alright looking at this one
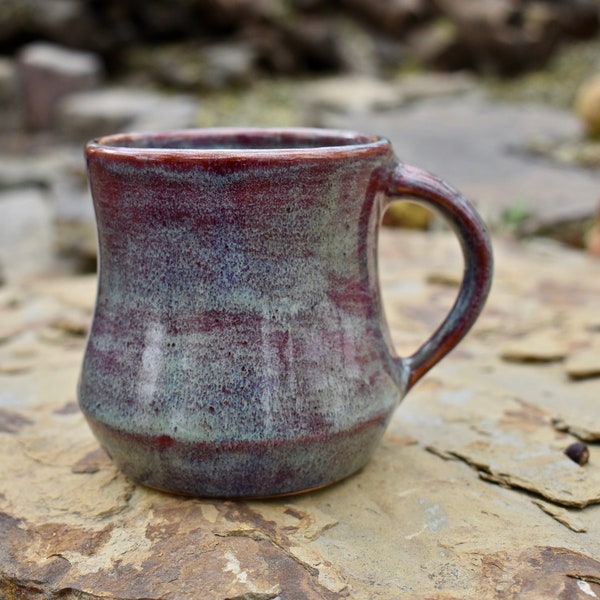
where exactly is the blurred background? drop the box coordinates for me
[1,0,600,284]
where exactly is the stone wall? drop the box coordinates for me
[0,0,599,82]
[1,0,599,286]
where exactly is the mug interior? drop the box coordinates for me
[92,129,382,152]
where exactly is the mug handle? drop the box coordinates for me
[381,161,493,392]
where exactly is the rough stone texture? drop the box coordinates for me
[1,230,600,598]
[17,42,104,130]
[124,40,261,90]
[430,0,562,73]
[57,87,199,142]
[50,154,97,264]
[0,57,21,132]
[0,187,54,284]
[2,0,598,79]
[0,147,96,277]
[302,72,477,122]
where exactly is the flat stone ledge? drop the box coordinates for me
[1,231,600,599]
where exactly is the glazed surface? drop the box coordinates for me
[80,129,401,496]
[79,127,492,497]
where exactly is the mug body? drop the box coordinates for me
[79,128,404,497]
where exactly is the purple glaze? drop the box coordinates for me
[78,127,493,498]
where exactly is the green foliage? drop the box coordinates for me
[502,198,531,227]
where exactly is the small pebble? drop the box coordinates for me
[565,442,590,466]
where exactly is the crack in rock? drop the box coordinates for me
[217,505,348,596]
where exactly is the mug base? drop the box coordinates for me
[82,413,389,498]
[136,471,356,501]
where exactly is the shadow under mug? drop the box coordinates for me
[78,127,493,498]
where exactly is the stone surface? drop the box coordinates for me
[432,0,557,73]
[565,349,600,381]
[57,87,199,142]
[3,0,597,79]
[500,331,570,363]
[0,85,198,271]
[575,73,600,137]
[322,93,600,227]
[0,187,54,284]
[303,75,408,117]
[533,499,588,533]
[0,146,97,274]
[2,230,600,598]
[28,0,95,49]
[17,42,104,130]
[302,72,476,122]
[0,57,20,132]
[124,41,260,91]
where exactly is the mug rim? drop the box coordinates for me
[86,127,391,161]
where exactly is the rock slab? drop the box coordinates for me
[17,42,104,130]
[2,231,600,598]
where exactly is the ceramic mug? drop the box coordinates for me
[79,127,493,498]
